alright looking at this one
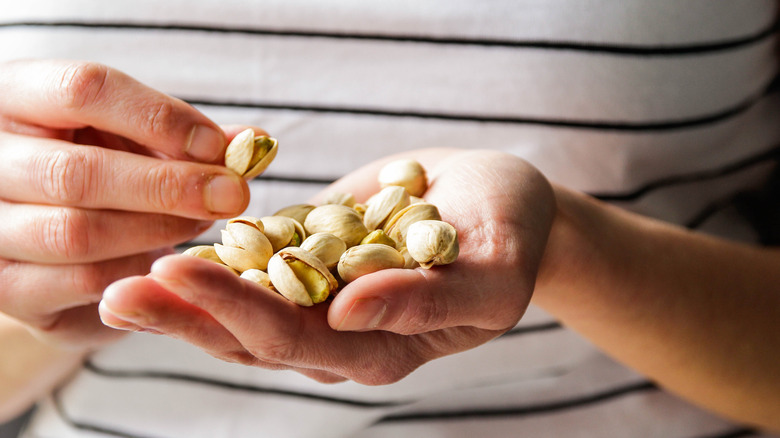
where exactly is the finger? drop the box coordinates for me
[0,249,171,325]
[326,267,528,335]
[0,60,226,163]
[0,132,249,218]
[145,255,428,384]
[0,201,210,263]
[100,277,347,383]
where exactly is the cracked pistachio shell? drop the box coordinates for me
[378,159,428,198]
[363,186,411,231]
[383,202,441,247]
[267,247,338,306]
[227,216,265,233]
[261,216,306,252]
[337,244,405,283]
[354,203,367,216]
[321,191,356,208]
[360,229,397,247]
[304,204,368,248]
[299,232,346,269]
[406,220,459,269]
[182,245,240,274]
[273,204,316,225]
[217,221,274,271]
[398,246,420,269]
[225,128,279,179]
[240,269,274,290]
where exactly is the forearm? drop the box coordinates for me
[534,186,780,431]
[0,313,86,422]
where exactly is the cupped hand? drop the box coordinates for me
[99,149,556,384]
[0,59,255,349]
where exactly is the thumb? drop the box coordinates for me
[327,266,529,335]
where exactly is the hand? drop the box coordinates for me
[99,149,556,384]
[0,59,253,350]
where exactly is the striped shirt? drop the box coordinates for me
[2,1,778,437]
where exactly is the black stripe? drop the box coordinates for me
[83,360,409,408]
[376,380,657,423]
[0,19,776,55]
[186,92,763,132]
[500,321,563,338]
[592,144,780,202]
[688,427,758,438]
[53,389,163,438]
[250,173,335,185]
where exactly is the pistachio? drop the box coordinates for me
[304,204,368,248]
[299,232,346,269]
[360,229,397,247]
[260,216,305,252]
[363,186,410,231]
[273,204,316,225]
[406,220,459,268]
[214,219,274,272]
[383,202,441,247]
[378,159,428,197]
[267,247,338,306]
[240,269,274,290]
[225,128,279,179]
[337,244,405,283]
[321,191,356,208]
[182,245,240,274]
[398,246,420,269]
[353,203,367,216]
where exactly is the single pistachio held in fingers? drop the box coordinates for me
[360,229,397,247]
[321,191,356,208]
[378,159,428,197]
[182,245,240,274]
[406,220,459,268]
[383,202,441,247]
[363,186,410,231]
[267,247,338,306]
[214,218,274,272]
[225,128,279,179]
[304,204,368,248]
[240,269,274,290]
[337,244,405,283]
[299,232,347,269]
[273,203,316,225]
[260,216,306,252]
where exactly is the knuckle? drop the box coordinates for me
[144,164,184,211]
[36,148,99,205]
[247,335,299,364]
[68,264,107,303]
[36,208,92,260]
[56,62,110,111]
[140,100,176,139]
[401,295,449,334]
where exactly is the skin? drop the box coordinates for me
[0,60,777,432]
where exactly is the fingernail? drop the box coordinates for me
[336,298,387,331]
[99,301,145,331]
[185,125,224,162]
[204,174,245,214]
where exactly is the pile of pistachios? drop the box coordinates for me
[183,129,459,307]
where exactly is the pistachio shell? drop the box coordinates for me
[227,216,265,233]
[273,204,316,225]
[224,129,279,179]
[321,191,356,208]
[304,204,368,248]
[214,244,268,272]
[240,269,274,289]
[299,232,347,269]
[406,220,459,268]
[261,216,306,252]
[267,247,338,306]
[383,202,441,247]
[378,159,428,197]
[360,229,397,247]
[398,246,420,269]
[182,245,222,263]
[337,244,405,283]
[363,186,410,231]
